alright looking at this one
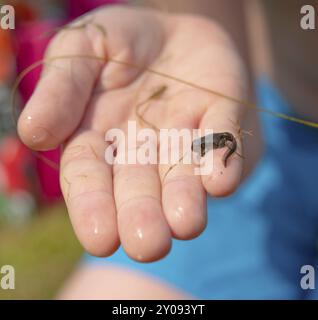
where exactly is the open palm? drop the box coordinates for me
[18,6,247,262]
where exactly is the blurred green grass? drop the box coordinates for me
[0,203,83,299]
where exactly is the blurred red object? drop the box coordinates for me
[0,135,37,223]
[0,135,35,194]
[8,0,38,23]
[67,0,120,18]
[0,29,14,84]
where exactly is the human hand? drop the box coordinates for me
[18,6,249,261]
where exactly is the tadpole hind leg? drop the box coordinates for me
[222,139,240,167]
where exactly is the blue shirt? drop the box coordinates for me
[84,78,318,299]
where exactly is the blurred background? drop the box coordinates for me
[0,0,119,299]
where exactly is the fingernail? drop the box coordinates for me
[31,127,49,145]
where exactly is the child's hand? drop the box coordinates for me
[18,6,249,261]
